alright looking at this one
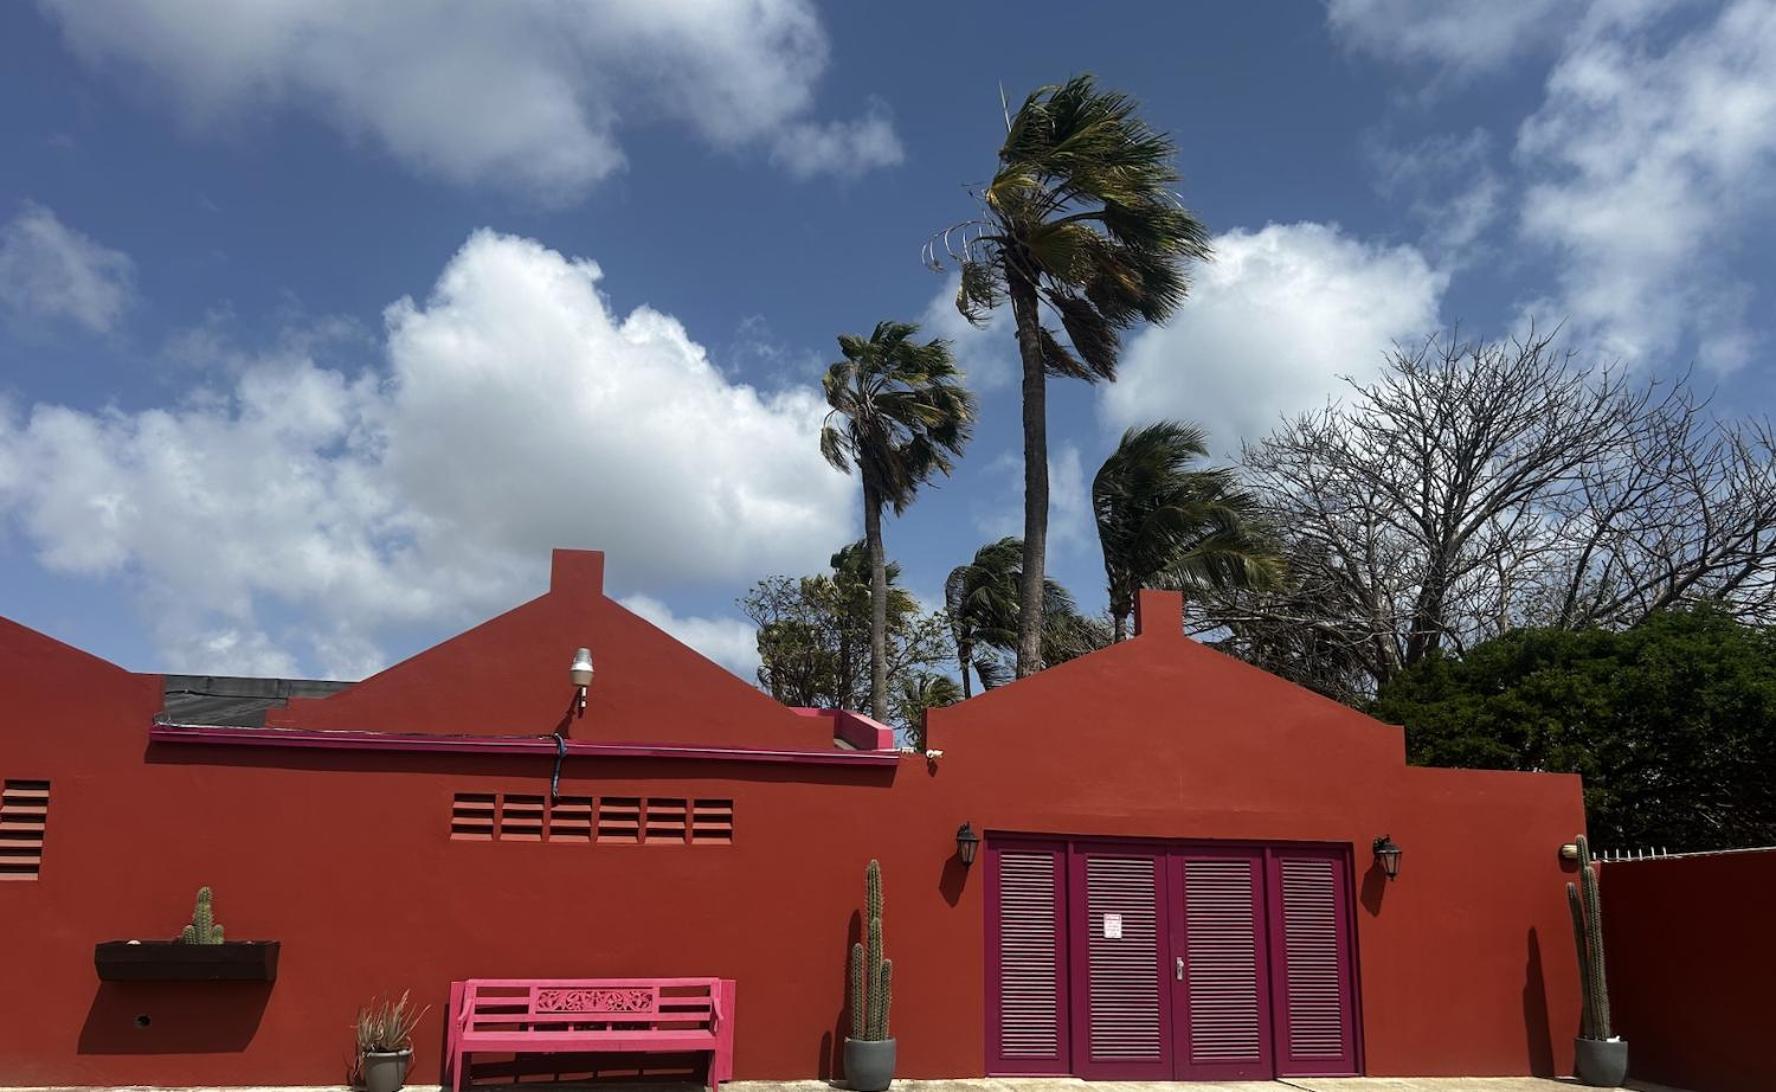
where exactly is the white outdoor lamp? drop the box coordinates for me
[569,647,594,714]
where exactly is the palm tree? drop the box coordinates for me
[945,536,1081,694]
[893,672,963,750]
[945,537,1021,698]
[822,321,976,720]
[929,75,1211,678]
[1093,420,1281,641]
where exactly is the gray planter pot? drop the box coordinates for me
[361,1048,412,1092]
[844,1036,896,1092]
[1574,1037,1628,1087]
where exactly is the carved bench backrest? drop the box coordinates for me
[532,984,659,1017]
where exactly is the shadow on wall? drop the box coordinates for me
[1359,857,1387,916]
[79,980,272,1054]
[937,852,967,908]
[1522,927,1554,1077]
[820,907,865,1082]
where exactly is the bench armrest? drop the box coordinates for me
[709,983,724,1032]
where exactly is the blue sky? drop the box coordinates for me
[2,0,1774,681]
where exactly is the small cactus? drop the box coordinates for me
[848,860,893,1042]
[1566,836,1612,1040]
[175,886,225,945]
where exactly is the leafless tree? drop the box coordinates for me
[1199,328,1776,702]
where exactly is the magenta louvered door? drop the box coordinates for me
[1268,848,1359,1076]
[985,841,1070,1074]
[1067,846,1172,1079]
[1167,847,1274,1080]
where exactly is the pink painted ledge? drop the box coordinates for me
[791,707,896,751]
[149,723,902,767]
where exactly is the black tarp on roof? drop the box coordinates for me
[160,675,353,727]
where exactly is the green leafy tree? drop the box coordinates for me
[1093,420,1281,641]
[742,543,953,714]
[822,321,975,721]
[1371,606,1776,850]
[930,75,1211,679]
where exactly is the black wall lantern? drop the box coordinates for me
[956,822,981,866]
[1372,835,1403,880]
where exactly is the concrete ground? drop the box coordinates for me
[4,1078,1689,1092]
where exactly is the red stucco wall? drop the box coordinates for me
[0,553,1586,1084]
[1602,850,1776,1092]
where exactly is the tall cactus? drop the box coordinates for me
[176,885,225,945]
[848,860,893,1041]
[849,942,867,1039]
[1565,836,1612,1040]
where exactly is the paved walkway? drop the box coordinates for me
[5,1078,1672,1092]
[730,1080,1611,1092]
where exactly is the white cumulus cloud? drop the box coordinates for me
[920,272,1018,392]
[0,202,135,333]
[1326,0,1575,78]
[0,230,853,675]
[1514,0,1776,372]
[38,0,900,200]
[770,99,905,180]
[619,594,761,680]
[1100,222,1446,447]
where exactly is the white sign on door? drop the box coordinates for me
[1103,912,1123,939]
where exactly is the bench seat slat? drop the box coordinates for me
[461,1031,720,1048]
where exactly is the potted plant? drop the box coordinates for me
[356,991,426,1092]
[93,885,280,981]
[1567,835,1628,1086]
[845,859,895,1092]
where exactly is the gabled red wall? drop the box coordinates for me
[265,550,831,750]
[919,590,1586,1078]
[0,572,1586,1084]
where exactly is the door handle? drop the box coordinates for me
[1175,956,1185,981]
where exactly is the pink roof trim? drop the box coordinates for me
[150,723,901,767]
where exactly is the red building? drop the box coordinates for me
[0,548,1586,1085]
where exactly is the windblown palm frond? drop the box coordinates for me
[821,321,976,514]
[823,321,976,719]
[929,74,1211,680]
[1094,420,1282,640]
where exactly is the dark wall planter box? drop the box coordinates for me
[94,941,280,982]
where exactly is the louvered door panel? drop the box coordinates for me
[1172,851,1272,1079]
[986,843,1069,1073]
[1270,851,1358,1076]
[1069,849,1170,1078]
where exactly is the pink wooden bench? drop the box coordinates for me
[445,978,735,1092]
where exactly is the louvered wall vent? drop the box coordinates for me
[450,793,496,840]
[597,797,641,843]
[0,779,49,880]
[690,799,734,845]
[452,793,731,846]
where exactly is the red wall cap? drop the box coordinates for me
[550,549,605,596]
[1133,588,1183,638]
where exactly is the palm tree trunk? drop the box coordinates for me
[863,480,889,721]
[957,637,973,699]
[1009,270,1048,678]
[1112,613,1127,643]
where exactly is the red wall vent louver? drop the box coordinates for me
[0,779,49,880]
